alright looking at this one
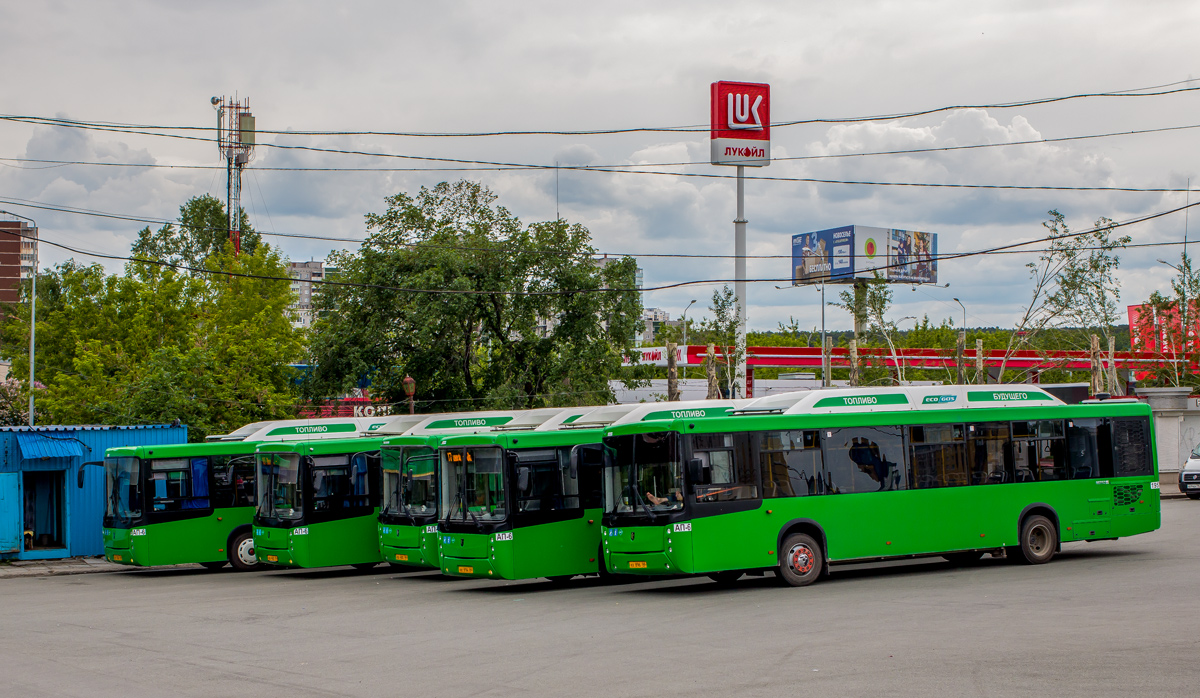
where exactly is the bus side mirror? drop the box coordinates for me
[568,446,579,480]
[77,461,103,489]
[517,466,531,492]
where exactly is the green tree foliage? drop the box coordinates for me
[0,198,300,440]
[131,194,260,267]
[305,180,643,410]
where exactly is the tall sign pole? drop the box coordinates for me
[213,96,255,255]
[711,81,770,397]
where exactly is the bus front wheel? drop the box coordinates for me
[1017,515,1057,565]
[777,533,823,587]
[228,530,261,572]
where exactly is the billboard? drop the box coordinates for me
[710,81,770,167]
[792,225,938,284]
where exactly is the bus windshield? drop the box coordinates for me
[441,447,507,525]
[256,453,302,520]
[104,457,142,523]
[603,432,683,515]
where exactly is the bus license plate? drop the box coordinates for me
[629,561,647,569]
[266,555,278,563]
[458,566,474,574]
[113,555,122,561]
[395,554,408,561]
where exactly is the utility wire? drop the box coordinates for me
[2,78,1197,137]
[6,121,1200,172]
[6,199,1199,296]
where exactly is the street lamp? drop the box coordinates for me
[402,375,416,415]
[952,298,966,330]
[1159,259,1190,347]
[1,210,36,426]
[680,299,697,347]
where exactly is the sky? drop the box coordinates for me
[1,0,1198,335]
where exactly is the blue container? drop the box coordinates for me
[0,424,187,560]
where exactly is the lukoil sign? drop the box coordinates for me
[710,81,770,166]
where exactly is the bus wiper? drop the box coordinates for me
[467,508,483,532]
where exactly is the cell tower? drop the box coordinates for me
[212,95,255,255]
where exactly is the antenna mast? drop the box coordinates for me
[213,95,255,255]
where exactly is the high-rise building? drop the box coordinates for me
[0,220,36,307]
[288,260,325,329]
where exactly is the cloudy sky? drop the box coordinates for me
[2,1,1198,334]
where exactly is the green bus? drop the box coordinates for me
[377,410,554,569]
[437,401,747,582]
[101,417,389,571]
[600,386,1160,586]
[253,435,397,570]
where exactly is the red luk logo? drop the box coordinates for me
[710,81,770,141]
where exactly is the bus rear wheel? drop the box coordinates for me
[777,533,823,587]
[1018,515,1057,565]
[228,530,261,571]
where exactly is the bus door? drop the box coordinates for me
[820,425,914,559]
[688,432,771,573]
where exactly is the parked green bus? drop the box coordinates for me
[253,436,387,569]
[377,410,554,570]
[101,417,388,570]
[600,387,1160,586]
[438,401,747,582]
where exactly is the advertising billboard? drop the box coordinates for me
[792,225,938,284]
[710,81,770,167]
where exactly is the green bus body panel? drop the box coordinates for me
[103,507,254,567]
[438,428,608,581]
[379,522,441,568]
[254,511,383,568]
[103,440,263,567]
[254,437,387,569]
[603,400,1160,577]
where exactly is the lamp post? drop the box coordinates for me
[1,210,36,426]
[680,299,697,347]
[952,298,966,330]
[402,375,416,415]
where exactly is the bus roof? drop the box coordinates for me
[733,385,1067,415]
[254,435,387,455]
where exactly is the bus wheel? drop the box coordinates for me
[352,562,379,571]
[228,530,261,571]
[200,561,227,571]
[778,533,823,587]
[942,551,984,565]
[707,571,742,586]
[1018,515,1057,565]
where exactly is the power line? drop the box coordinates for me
[3,78,1197,137]
[6,120,1200,173]
[7,199,1198,296]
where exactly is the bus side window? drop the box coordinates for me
[1067,419,1103,479]
[692,433,757,502]
[210,456,235,509]
[1111,416,1153,477]
[823,426,906,494]
[967,422,1011,485]
[908,424,967,489]
[757,430,821,498]
[1011,420,1067,482]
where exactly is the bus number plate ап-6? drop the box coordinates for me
[458,565,474,574]
[629,561,648,569]
[266,555,278,563]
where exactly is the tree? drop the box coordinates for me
[697,285,746,397]
[0,197,300,440]
[131,194,260,268]
[305,180,643,410]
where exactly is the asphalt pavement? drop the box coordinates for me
[2,499,1199,698]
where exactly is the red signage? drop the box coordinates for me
[710,81,770,166]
